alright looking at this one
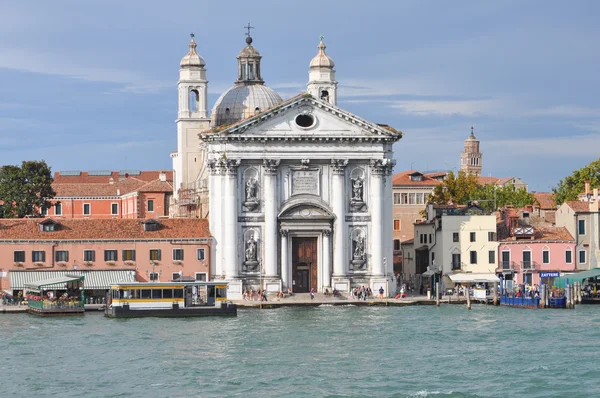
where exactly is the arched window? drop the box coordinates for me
[320,90,329,101]
[189,89,199,112]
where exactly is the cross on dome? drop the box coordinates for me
[244,23,255,44]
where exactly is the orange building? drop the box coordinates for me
[44,170,173,219]
[0,218,212,298]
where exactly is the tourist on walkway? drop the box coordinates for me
[310,288,315,300]
[378,286,384,299]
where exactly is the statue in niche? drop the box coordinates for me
[352,177,364,201]
[245,178,257,201]
[243,177,260,211]
[351,234,367,270]
[245,236,257,262]
[350,175,367,212]
[244,235,259,272]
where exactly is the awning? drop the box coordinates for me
[448,273,500,283]
[555,268,600,287]
[10,270,136,290]
[24,275,83,290]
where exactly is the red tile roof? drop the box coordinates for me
[477,176,499,185]
[0,218,210,240]
[535,227,574,241]
[534,192,556,209]
[565,200,590,213]
[52,170,173,197]
[392,170,441,186]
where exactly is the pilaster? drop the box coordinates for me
[263,159,280,277]
[331,159,348,276]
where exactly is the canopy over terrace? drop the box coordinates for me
[555,268,600,288]
[448,273,500,284]
[24,275,84,291]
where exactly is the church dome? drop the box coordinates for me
[210,33,283,128]
[211,84,283,127]
[180,35,206,68]
[309,40,335,69]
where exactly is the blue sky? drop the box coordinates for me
[1,1,599,191]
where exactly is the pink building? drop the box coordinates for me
[497,207,575,286]
[0,218,212,298]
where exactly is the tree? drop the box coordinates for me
[553,158,600,205]
[428,170,536,210]
[428,171,481,205]
[0,160,56,218]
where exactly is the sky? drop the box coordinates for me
[0,1,599,192]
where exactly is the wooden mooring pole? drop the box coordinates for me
[493,282,498,306]
[436,279,441,307]
[466,284,471,310]
[565,284,571,309]
[540,284,546,309]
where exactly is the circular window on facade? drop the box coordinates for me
[295,113,316,129]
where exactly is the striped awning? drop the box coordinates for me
[10,270,136,290]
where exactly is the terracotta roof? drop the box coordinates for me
[0,218,210,240]
[52,170,173,198]
[565,200,590,213]
[401,239,414,245]
[496,177,514,185]
[534,192,556,209]
[477,176,499,185]
[392,170,441,186]
[534,227,574,241]
[424,171,447,179]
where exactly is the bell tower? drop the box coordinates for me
[307,37,337,106]
[460,126,482,176]
[173,34,211,199]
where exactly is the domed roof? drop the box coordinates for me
[211,84,283,127]
[309,39,335,69]
[180,36,206,68]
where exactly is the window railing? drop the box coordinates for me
[521,261,540,270]
[451,262,463,271]
[500,261,517,270]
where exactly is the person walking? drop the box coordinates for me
[310,288,315,300]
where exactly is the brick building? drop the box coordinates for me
[43,170,173,219]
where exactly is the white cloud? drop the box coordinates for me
[389,99,506,117]
[487,133,600,158]
[0,49,170,94]
[526,105,600,118]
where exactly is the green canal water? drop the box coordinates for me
[1,305,600,397]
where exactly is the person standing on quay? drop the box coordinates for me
[310,288,315,300]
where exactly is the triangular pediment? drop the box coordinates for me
[204,94,402,142]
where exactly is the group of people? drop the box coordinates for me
[242,287,295,301]
[514,284,541,298]
[350,286,373,301]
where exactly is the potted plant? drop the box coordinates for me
[34,262,44,267]
[57,262,67,267]
[106,261,116,266]
[83,261,93,266]
[124,261,135,266]
[14,262,24,267]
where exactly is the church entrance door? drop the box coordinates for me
[292,237,318,293]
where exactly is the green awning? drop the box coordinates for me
[10,270,136,290]
[555,268,600,287]
[24,275,83,290]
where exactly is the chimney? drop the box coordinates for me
[591,188,599,212]
[117,188,121,196]
[159,172,167,182]
[585,180,591,195]
[109,177,114,185]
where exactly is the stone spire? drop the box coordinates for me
[460,126,482,176]
[180,33,206,68]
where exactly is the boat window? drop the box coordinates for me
[130,289,139,299]
[122,290,132,299]
[112,289,120,299]
[163,289,173,299]
[216,287,227,300]
[141,289,151,299]
[152,289,162,299]
[207,286,215,299]
[174,288,184,298]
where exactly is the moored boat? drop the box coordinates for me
[104,281,236,318]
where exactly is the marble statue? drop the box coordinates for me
[352,177,363,202]
[353,235,365,260]
[245,236,257,262]
[245,178,257,201]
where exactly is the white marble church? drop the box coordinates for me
[171,31,402,298]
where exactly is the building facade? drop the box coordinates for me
[0,218,211,295]
[555,189,600,270]
[45,170,173,219]
[170,34,402,297]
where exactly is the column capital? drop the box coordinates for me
[369,159,395,175]
[322,229,332,236]
[279,228,289,237]
[224,159,240,175]
[331,159,349,175]
[263,159,281,175]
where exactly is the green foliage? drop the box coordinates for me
[552,158,600,205]
[428,170,536,210]
[0,160,56,218]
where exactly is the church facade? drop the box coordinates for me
[171,32,402,298]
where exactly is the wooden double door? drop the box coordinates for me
[292,237,318,293]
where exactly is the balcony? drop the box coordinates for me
[521,261,540,271]
[512,226,534,238]
[499,261,518,271]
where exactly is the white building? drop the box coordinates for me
[171,33,402,298]
[413,204,499,291]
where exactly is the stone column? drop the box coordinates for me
[369,159,389,276]
[263,159,280,277]
[280,229,289,289]
[331,159,348,276]
[322,229,332,288]
[207,160,220,278]
[224,159,240,279]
